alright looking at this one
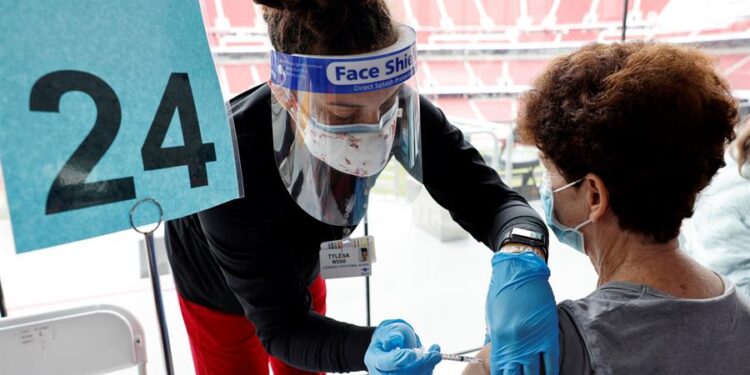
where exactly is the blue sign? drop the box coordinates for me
[0,1,242,252]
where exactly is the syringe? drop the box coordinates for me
[415,348,484,364]
[440,353,484,364]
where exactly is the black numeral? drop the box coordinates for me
[141,73,216,188]
[31,70,136,214]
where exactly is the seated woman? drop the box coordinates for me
[681,118,750,295]
[467,42,750,374]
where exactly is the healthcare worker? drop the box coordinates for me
[165,1,557,374]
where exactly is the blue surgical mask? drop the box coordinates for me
[308,101,401,134]
[539,172,591,254]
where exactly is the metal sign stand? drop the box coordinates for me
[621,0,629,41]
[129,198,174,375]
[0,277,7,318]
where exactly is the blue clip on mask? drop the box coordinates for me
[539,172,591,254]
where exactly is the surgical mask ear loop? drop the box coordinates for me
[574,218,592,231]
[558,178,592,231]
[553,177,585,193]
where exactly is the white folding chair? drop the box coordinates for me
[0,304,147,375]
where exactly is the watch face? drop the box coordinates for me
[511,228,543,241]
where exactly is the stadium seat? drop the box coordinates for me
[527,0,554,25]
[595,0,636,23]
[206,0,749,126]
[222,64,253,96]
[507,60,550,85]
[436,97,476,118]
[443,0,482,28]
[221,0,257,28]
[428,61,473,87]
[409,1,442,28]
[482,0,522,26]
[473,98,515,123]
[556,0,592,24]
[641,0,671,20]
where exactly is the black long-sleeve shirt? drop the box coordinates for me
[165,83,547,372]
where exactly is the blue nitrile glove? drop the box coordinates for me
[486,252,559,375]
[365,319,442,375]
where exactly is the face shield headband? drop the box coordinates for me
[266,25,421,227]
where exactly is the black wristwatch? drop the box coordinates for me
[497,228,548,261]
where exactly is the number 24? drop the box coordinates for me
[30,70,216,215]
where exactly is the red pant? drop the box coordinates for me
[178,276,327,375]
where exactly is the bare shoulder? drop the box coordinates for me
[461,345,491,375]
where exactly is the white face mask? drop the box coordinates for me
[302,103,399,177]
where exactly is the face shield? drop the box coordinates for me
[269,24,421,226]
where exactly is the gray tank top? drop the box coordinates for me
[557,275,750,374]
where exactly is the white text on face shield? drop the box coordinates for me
[327,50,415,86]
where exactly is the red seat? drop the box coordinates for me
[443,0,482,27]
[410,1,442,28]
[386,0,408,24]
[719,55,748,71]
[718,55,750,90]
[507,60,550,85]
[640,0,671,19]
[428,61,472,87]
[596,0,635,23]
[699,20,750,36]
[652,31,692,39]
[556,0,592,24]
[727,60,750,90]
[223,64,253,96]
[473,98,515,123]
[252,63,271,86]
[562,29,600,41]
[199,0,220,46]
[518,31,558,43]
[200,0,218,29]
[435,97,476,118]
[416,30,433,44]
[222,0,257,28]
[470,61,503,86]
[482,0,521,26]
[416,61,432,87]
[527,0,554,25]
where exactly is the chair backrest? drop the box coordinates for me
[0,304,147,375]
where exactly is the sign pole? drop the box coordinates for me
[364,213,371,326]
[130,198,174,375]
[0,277,7,317]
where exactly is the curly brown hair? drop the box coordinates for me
[254,0,397,55]
[518,42,738,243]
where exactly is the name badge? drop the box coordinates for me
[319,236,375,279]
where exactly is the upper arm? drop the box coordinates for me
[461,345,491,375]
[558,306,592,374]
[414,96,547,250]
